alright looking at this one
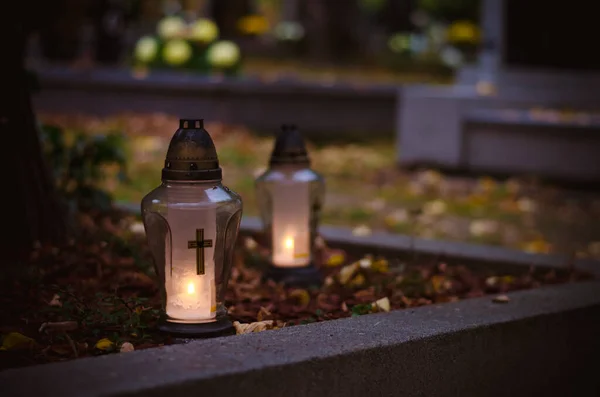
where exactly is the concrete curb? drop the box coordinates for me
[239,216,600,278]
[117,203,600,277]
[115,201,600,277]
[2,281,599,397]
[32,67,398,139]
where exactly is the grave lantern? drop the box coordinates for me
[142,119,242,337]
[255,124,325,286]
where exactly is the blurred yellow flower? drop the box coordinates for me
[447,20,480,44]
[207,40,241,69]
[134,36,159,63]
[237,15,269,35]
[190,18,219,43]
[157,16,187,39]
[162,39,192,66]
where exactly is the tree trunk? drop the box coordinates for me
[1,10,67,266]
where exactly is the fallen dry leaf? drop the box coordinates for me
[493,295,510,304]
[289,289,311,308]
[371,258,389,273]
[338,262,359,285]
[0,332,37,351]
[39,321,78,334]
[95,338,114,351]
[324,251,346,267]
[373,297,391,312]
[233,320,274,334]
[120,342,135,353]
[48,294,62,307]
[256,306,273,322]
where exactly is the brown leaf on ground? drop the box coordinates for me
[256,306,273,322]
[288,289,311,309]
[233,320,275,334]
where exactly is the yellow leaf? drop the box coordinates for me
[338,262,359,285]
[325,252,345,267]
[431,275,451,293]
[0,332,36,351]
[348,274,366,288]
[371,258,389,273]
[373,297,391,312]
[95,338,114,351]
[289,289,310,307]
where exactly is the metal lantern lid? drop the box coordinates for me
[162,119,222,181]
[269,124,310,166]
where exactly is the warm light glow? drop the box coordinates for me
[284,237,294,250]
[187,282,195,295]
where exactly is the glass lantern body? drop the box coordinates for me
[142,181,242,324]
[256,164,325,268]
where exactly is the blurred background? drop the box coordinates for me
[12,0,600,261]
[26,0,480,80]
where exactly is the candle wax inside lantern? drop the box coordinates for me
[165,201,217,322]
[272,182,310,267]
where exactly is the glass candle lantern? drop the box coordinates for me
[142,119,242,337]
[255,124,325,287]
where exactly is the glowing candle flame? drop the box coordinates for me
[187,282,195,295]
[284,237,294,250]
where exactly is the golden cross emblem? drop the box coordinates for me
[187,228,213,275]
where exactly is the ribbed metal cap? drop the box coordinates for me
[269,124,310,166]
[161,119,222,181]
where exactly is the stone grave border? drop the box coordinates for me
[2,214,599,397]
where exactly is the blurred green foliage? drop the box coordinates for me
[39,124,128,212]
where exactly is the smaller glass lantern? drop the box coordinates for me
[255,124,325,287]
[142,119,242,337]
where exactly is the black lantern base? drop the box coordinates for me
[263,263,323,288]
[158,317,235,339]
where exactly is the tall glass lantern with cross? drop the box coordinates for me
[142,119,242,337]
